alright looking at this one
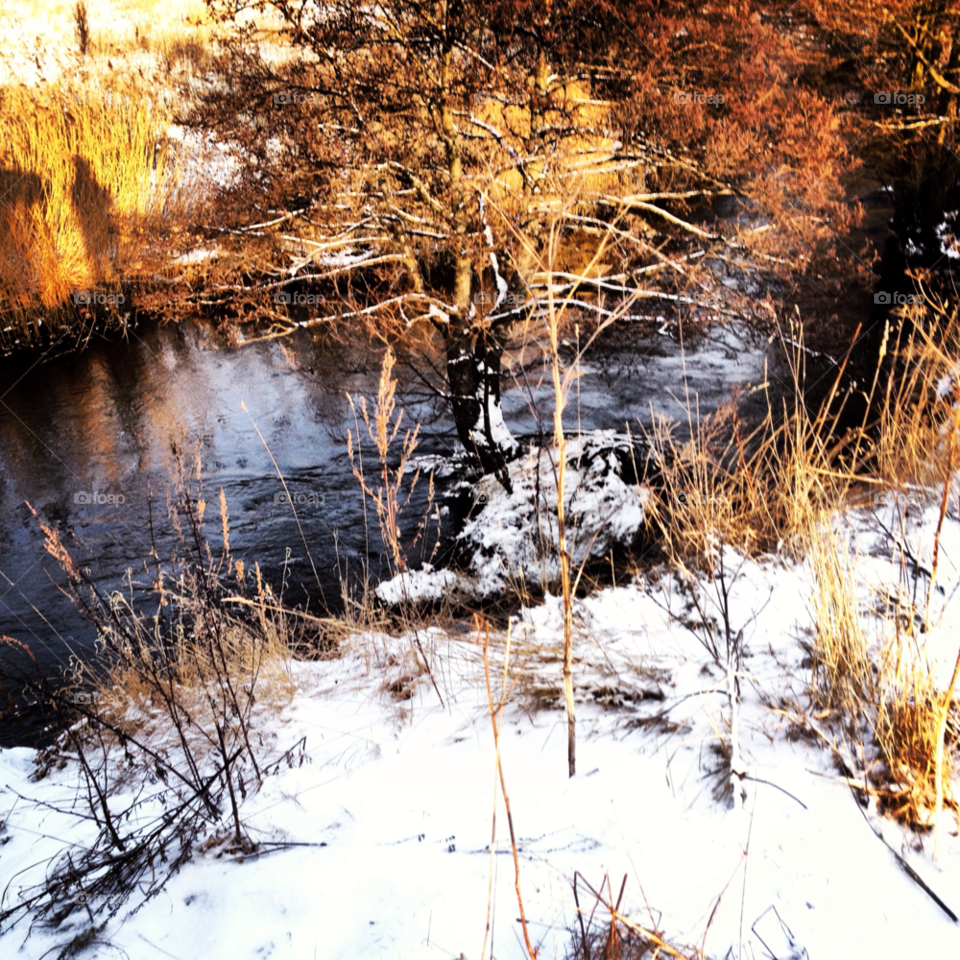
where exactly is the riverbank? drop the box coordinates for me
[0,317,784,747]
[1,494,958,959]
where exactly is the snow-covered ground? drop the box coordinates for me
[2,495,959,959]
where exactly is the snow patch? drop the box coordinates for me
[936,211,960,260]
[375,563,459,604]
[3,498,959,960]
[171,246,220,266]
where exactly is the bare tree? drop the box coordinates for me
[198,1,860,477]
[204,1,597,482]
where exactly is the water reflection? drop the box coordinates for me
[0,317,780,743]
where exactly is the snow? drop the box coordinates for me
[3,495,959,959]
[375,563,460,604]
[467,432,653,599]
[458,432,650,596]
[166,125,245,198]
[904,237,925,257]
[937,366,960,401]
[318,249,383,269]
[381,431,651,601]
[171,247,220,266]
[467,387,519,461]
[936,212,960,260]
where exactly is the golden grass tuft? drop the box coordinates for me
[644,340,851,565]
[0,80,175,338]
[874,293,960,490]
[88,582,298,769]
[804,516,872,715]
[873,617,958,828]
[641,304,960,831]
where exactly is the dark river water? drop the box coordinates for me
[0,316,779,745]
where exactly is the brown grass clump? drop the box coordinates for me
[874,289,960,491]
[346,346,440,581]
[872,616,959,829]
[805,517,873,716]
[567,873,697,960]
[88,565,298,768]
[0,462,331,931]
[33,475,307,791]
[644,325,855,565]
[865,291,960,837]
[0,80,175,345]
[643,300,960,833]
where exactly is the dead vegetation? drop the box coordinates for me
[0,454,333,941]
[567,873,698,960]
[0,81,177,349]
[638,290,960,835]
[0,2,959,951]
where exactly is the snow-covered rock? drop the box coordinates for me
[377,430,652,603]
[457,430,651,596]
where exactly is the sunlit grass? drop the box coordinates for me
[0,80,175,339]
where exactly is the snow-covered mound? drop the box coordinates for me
[374,562,459,605]
[378,430,651,603]
[459,430,651,595]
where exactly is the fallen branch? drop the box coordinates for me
[785,709,958,923]
[600,196,721,239]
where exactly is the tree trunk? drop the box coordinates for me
[447,326,519,485]
[437,42,519,486]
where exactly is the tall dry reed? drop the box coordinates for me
[0,81,174,340]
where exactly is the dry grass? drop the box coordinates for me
[862,526,960,838]
[0,0,223,347]
[866,292,960,835]
[0,0,221,84]
[85,566,298,772]
[0,470,329,931]
[0,80,175,340]
[346,347,447,701]
[567,873,698,960]
[639,302,960,831]
[346,346,440,581]
[874,291,960,490]
[804,516,873,716]
[37,480,305,781]
[643,328,855,565]
[873,637,956,828]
